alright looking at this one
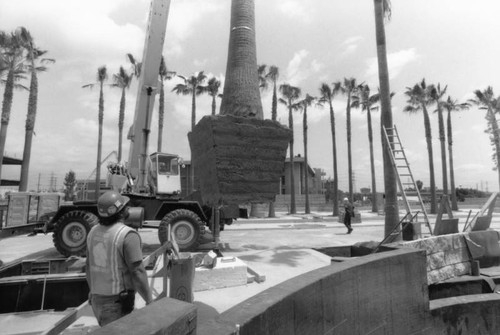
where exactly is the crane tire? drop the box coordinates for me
[53,210,99,257]
[158,209,205,251]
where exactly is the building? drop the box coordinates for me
[281,155,317,195]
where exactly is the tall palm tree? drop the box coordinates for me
[279,83,301,214]
[126,53,141,78]
[257,64,267,90]
[111,66,133,163]
[17,27,55,192]
[430,83,449,195]
[298,94,316,214]
[172,71,207,131]
[351,84,380,213]
[441,96,469,210]
[338,77,361,202]
[266,66,280,121]
[157,56,176,152]
[0,30,28,186]
[202,76,222,116]
[373,0,399,235]
[318,82,342,216]
[469,87,500,190]
[404,79,437,214]
[83,66,108,199]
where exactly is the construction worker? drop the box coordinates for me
[86,191,152,326]
[343,197,354,234]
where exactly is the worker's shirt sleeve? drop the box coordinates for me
[123,231,143,268]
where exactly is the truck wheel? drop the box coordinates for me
[53,211,99,257]
[158,209,204,251]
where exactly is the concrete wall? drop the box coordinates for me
[199,248,433,335]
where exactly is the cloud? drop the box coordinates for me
[285,50,324,86]
[276,0,313,23]
[366,48,420,80]
[340,36,363,57]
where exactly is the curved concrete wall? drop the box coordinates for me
[199,248,432,335]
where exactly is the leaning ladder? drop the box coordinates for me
[383,125,433,235]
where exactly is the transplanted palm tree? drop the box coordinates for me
[157,56,176,152]
[111,66,133,163]
[430,83,449,195]
[203,76,222,116]
[338,77,361,202]
[0,29,28,186]
[279,83,301,214]
[17,27,55,192]
[441,96,469,210]
[351,84,380,213]
[404,79,438,214]
[298,94,316,214]
[83,66,108,200]
[373,0,399,235]
[172,71,207,131]
[469,87,500,191]
[318,82,342,216]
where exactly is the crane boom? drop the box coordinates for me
[127,0,171,190]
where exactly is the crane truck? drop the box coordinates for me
[42,0,243,257]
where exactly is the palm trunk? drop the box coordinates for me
[346,94,353,201]
[367,108,378,212]
[271,83,277,121]
[422,106,437,214]
[219,0,263,119]
[289,106,296,214]
[374,0,399,236]
[190,89,197,193]
[487,109,500,190]
[20,71,38,192]
[329,101,339,216]
[118,89,126,162]
[437,106,448,194]
[212,95,216,115]
[447,110,458,210]
[0,69,15,185]
[95,84,104,200]
[304,106,310,214]
[158,80,165,152]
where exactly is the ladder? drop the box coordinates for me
[383,125,432,235]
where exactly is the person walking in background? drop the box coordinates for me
[343,197,354,234]
[86,191,152,327]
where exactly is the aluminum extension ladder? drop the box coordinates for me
[383,125,433,235]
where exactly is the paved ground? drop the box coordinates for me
[1,208,499,333]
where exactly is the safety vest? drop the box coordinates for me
[87,222,136,295]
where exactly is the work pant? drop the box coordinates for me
[344,214,352,230]
[89,293,133,327]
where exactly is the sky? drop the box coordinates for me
[1,0,500,194]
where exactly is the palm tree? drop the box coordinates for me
[267,66,280,121]
[338,77,361,202]
[318,82,342,216]
[373,0,399,235]
[0,30,28,186]
[83,66,108,199]
[126,53,141,78]
[203,76,222,116]
[430,83,449,195]
[298,94,316,214]
[351,84,380,213]
[172,71,207,131]
[279,83,301,214]
[17,27,55,192]
[158,56,176,152]
[257,64,267,90]
[441,96,469,210]
[404,79,437,214]
[469,87,500,190]
[111,66,133,162]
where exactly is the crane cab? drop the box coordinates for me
[150,153,182,195]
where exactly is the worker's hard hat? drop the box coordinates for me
[97,191,130,217]
[343,198,349,201]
